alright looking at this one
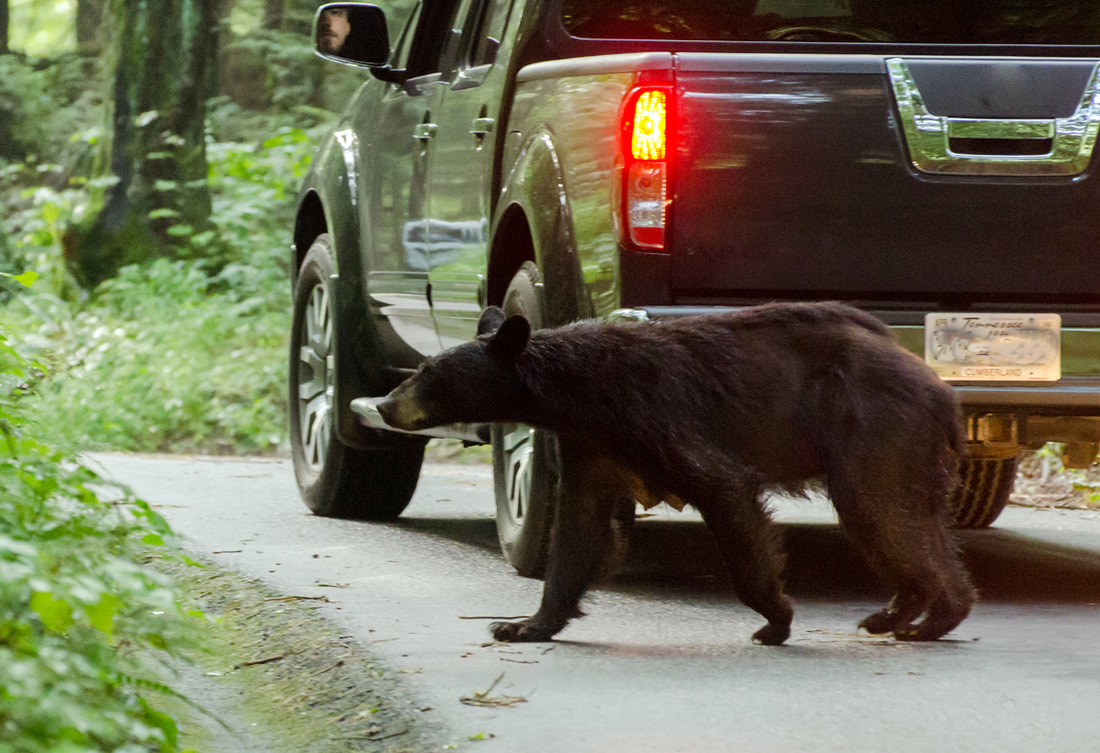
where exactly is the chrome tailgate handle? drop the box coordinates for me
[888,59,1100,176]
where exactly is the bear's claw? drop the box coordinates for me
[490,620,556,643]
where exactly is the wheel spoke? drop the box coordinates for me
[506,426,534,522]
[297,282,334,473]
[298,346,326,400]
[306,287,331,355]
[302,393,331,469]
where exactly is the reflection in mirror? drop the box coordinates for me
[317,6,353,55]
[314,3,390,67]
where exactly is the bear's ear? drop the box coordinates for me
[477,306,506,336]
[487,314,531,362]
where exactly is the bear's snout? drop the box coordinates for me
[376,394,429,431]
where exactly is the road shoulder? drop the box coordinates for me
[153,555,449,753]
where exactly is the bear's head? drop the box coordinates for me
[376,307,534,431]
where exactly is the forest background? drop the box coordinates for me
[0,1,414,750]
[2,0,411,455]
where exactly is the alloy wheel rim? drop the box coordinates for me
[503,424,535,525]
[297,283,334,473]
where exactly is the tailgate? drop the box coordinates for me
[669,54,1100,305]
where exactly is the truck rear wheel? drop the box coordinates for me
[948,454,1018,529]
[289,236,424,520]
[492,262,555,577]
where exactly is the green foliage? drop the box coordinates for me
[204,108,330,273]
[10,256,290,455]
[0,55,102,161]
[0,161,101,300]
[0,316,201,753]
[0,9,356,751]
[222,30,327,112]
[8,0,78,56]
[0,110,333,453]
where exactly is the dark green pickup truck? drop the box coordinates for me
[289,0,1100,575]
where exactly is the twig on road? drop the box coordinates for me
[337,730,409,743]
[460,672,528,708]
[235,654,287,669]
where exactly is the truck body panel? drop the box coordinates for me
[292,1,1100,535]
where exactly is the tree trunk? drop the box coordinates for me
[262,0,284,31]
[72,0,221,287]
[76,0,106,56]
[1,0,9,55]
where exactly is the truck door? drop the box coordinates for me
[424,0,517,349]
[363,0,461,358]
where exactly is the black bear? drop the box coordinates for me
[377,302,975,645]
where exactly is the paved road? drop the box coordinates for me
[92,453,1100,753]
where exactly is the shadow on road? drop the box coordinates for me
[394,514,1100,605]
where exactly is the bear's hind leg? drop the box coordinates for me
[491,443,620,643]
[859,587,930,636]
[894,554,974,641]
[829,464,974,642]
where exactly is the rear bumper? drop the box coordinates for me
[610,306,1100,443]
[350,397,491,444]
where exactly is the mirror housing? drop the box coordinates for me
[313,3,393,74]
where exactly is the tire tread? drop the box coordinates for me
[949,455,1018,529]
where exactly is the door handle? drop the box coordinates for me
[469,117,495,136]
[413,123,438,141]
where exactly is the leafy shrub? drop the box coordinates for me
[0,162,97,300]
[1,120,323,454]
[0,55,103,162]
[0,315,200,752]
[11,257,290,455]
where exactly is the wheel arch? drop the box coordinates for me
[292,190,328,287]
[490,130,594,326]
[487,203,536,308]
[291,144,392,451]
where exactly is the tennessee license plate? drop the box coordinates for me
[924,313,1061,381]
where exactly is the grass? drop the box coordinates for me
[8,259,290,456]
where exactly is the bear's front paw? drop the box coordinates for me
[490,620,556,643]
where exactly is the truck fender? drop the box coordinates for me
[292,128,391,451]
[491,129,594,326]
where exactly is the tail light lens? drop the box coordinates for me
[631,90,667,161]
[625,162,666,248]
[620,84,672,250]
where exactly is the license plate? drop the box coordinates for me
[924,313,1061,381]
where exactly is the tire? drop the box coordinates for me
[289,235,424,520]
[948,454,1019,529]
[491,262,556,577]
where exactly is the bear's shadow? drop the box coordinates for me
[395,514,1100,605]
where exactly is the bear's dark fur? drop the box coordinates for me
[377,301,975,645]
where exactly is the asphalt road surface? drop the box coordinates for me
[92,453,1100,753]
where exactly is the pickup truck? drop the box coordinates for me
[290,0,1100,576]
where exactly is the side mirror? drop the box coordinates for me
[313,3,390,68]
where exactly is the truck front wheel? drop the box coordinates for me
[289,235,424,520]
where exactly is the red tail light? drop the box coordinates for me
[631,90,667,160]
[620,83,672,250]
